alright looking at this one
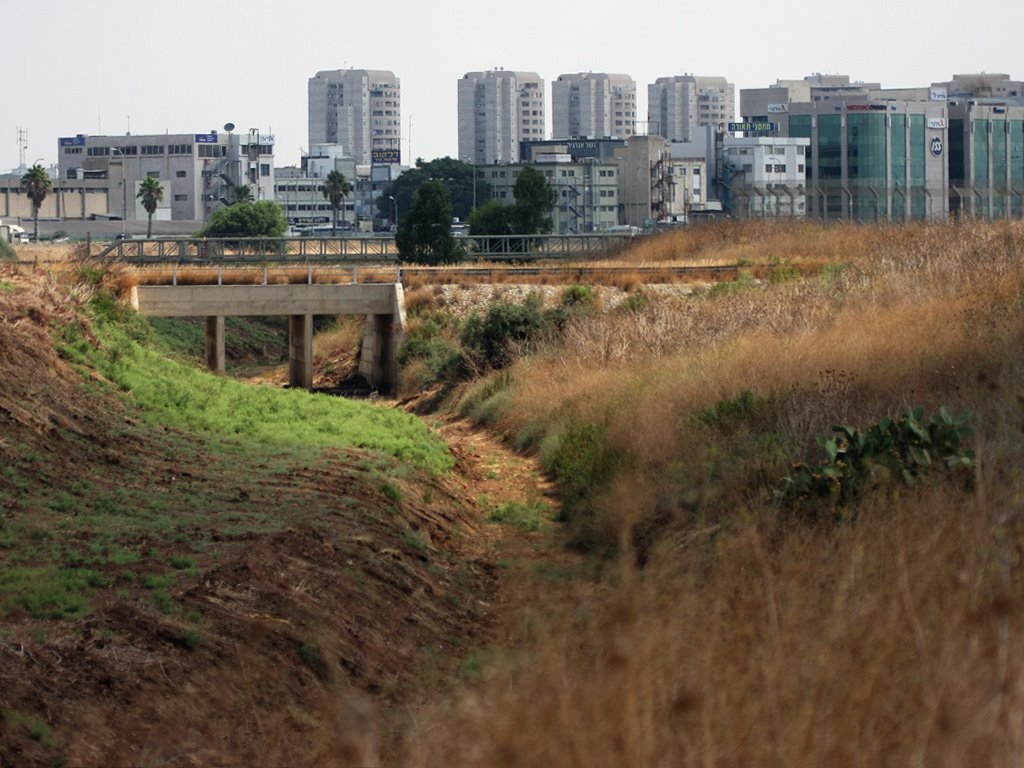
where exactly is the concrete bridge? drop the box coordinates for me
[130,283,406,393]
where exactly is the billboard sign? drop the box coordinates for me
[59,136,86,147]
[930,87,948,101]
[846,104,888,111]
[930,136,944,157]
[371,148,401,164]
[767,103,789,113]
[726,121,778,133]
[927,117,947,129]
[194,132,218,143]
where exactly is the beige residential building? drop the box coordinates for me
[308,69,401,165]
[552,73,637,140]
[480,153,620,233]
[458,70,545,165]
[648,75,735,142]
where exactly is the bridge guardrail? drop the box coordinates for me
[93,233,642,265]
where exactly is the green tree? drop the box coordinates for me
[512,165,556,235]
[467,199,513,255]
[20,164,52,243]
[395,181,463,265]
[198,200,287,240]
[321,170,353,235]
[378,157,490,225]
[231,184,254,204]
[136,176,164,239]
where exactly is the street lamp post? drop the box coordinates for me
[111,147,128,237]
[388,195,398,230]
[462,156,477,212]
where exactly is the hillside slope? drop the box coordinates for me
[0,265,533,766]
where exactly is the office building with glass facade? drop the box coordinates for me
[947,102,1024,219]
[779,99,949,222]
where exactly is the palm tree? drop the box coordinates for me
[20,165,52,243]
[321,170,353,235]
[136,176,164,238]
[231,184,254,204]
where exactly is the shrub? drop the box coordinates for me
[541,419,622,550]
[196,200,287,241]
[777,406,975,518]
[0,238,16,261]
[461,299,543,369]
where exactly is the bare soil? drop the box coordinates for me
[0,264,567,767]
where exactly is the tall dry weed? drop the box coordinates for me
[406,486,1024,767]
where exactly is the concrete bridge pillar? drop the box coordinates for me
[289,314,314,389]
[204,316,225,375]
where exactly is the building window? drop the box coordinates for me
[261,164,270,177]
[774,164,786,173]
[174,194,187,202]
[176,171,187,178]
[765,164,773,173]
[147,171,160,179]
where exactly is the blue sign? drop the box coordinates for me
[59,136,86,147]
[371,148,401,164]
[727,122,778,133]
[194,132,218,143]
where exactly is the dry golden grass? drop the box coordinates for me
[402,218,1024,767]
[408,489,1024,767]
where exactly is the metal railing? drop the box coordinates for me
[91,233,643,265]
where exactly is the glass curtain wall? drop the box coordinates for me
[1012,120,1024,217]
[818,115,843,219]
[909,115,926,219]
[847,113,888,222]
[992,120,1007,218]
[974,119,990,216]
[891,114,907,221]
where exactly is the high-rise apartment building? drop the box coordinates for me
[458,70,545,164]
[648,75,735,142]
[308,69,401,165]
[552,73,637,140]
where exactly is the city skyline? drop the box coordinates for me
[4,0,1022,173]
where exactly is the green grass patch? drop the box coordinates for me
[3,709,55,748]
[487,500,548,532]
[401,530,429,551]
[0,280,16,292]
[77,307,452,474]
[0,566,109,619]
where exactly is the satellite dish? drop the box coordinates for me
[224,122,235,132]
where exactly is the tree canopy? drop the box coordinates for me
[231,185,254,204]
[467,166,556,254]
[321,170,353,234]
[20,164,52,242]
[378,157,490,225]
[395,180,463,265]
[511,165,557,235]
[198,200,287,239]
[136,176,164,238]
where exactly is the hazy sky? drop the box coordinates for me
[5,0,1022,173]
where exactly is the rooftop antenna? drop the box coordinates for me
[16,127,27,168]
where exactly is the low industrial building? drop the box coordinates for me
[55,130,276,224]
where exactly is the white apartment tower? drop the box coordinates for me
[552,73,637,140]
[648,75,735,142]
[458,70,545,165]
[308,69,401,165]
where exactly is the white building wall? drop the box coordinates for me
[553,73,637,140]
[458,70,544,165]
[308,69,401,165]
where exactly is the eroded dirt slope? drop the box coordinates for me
[0,265,560,767]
